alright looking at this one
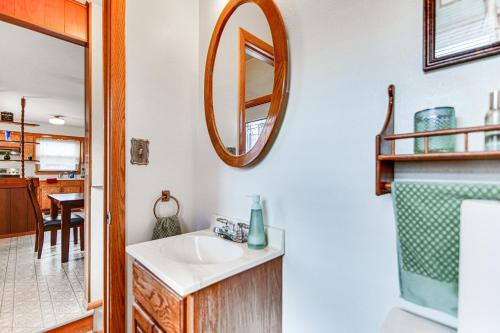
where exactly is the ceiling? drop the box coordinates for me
[0,21,85,128]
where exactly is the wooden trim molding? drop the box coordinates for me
[104,0,126,332]
[0,230,35,240]
[244,94,272,109]
[86,299,104,311]
[240,28,274,62]
[238,28,274,154]
[84,0,93,308]
[205,0,289,167]
[46,314,93,333]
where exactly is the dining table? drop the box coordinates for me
[48,193,84,263]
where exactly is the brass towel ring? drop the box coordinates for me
[153,190,180,219]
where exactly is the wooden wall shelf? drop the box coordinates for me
[0,140,39,144]
[378,151,500,162]
[0,98,41,177]
[376,85,500,195]
[0,120,40,127]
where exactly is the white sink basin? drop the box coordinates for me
[159,235,244,265]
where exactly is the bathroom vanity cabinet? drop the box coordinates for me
[131,257,283,333]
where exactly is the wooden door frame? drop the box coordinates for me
[103,0,126,332]
[238,28,274,154]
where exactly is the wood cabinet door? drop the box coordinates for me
[44,0,65,33]
[15,0,46,26]
[61,185,82,194]
[39,185,62,211]
[64,0,87,41]
[132,263,184,333]
[10,188,28,234]
[0,189,11,236]
[133,304,164,333]
[0,0,15,16]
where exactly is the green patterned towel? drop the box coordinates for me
[392,181,500,316]
[152,216,181,240]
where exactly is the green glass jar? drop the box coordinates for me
[414,107,457,153]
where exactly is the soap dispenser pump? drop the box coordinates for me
[247,195,267,250]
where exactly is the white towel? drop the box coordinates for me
[459,200,500,333]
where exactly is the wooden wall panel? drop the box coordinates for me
[0,0,15,16]
[45,0,65,33]
[26,192,36,232]
[192,257,283,333]
[132,263,184,333]
[15,0,45,26]
[0,189,11,236]
[0,0,88,45]
[64,0,87,41]
[10,188,28,234]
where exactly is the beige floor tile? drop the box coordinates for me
[52,300,81,314]
[0,235,86,332]
[12,327,41,333]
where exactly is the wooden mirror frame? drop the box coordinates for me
[204,0,289,167]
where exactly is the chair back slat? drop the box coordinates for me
[26,178,44,228]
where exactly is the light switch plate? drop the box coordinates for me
[130,138,149,165]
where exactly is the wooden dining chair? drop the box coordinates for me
[26,179,85,259]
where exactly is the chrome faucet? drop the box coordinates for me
[213,217,249,243]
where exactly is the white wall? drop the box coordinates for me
[89,1,105,313]
[194,1,500,332]
[125,0,199,331]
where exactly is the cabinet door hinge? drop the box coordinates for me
[107,211,112,225]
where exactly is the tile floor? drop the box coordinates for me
[0,232,87,333]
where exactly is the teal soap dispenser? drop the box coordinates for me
[247,195,267,250]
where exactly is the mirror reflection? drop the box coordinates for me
[213,3,274,156]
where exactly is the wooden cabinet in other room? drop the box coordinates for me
[0,179,37,238]
[38,180,84,211]
[0,0,88,44]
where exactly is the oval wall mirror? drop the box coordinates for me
[205,0,289,167]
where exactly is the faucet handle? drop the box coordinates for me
[234,223,249,243]
[216,217,235,231]
[216,217,229,224]
[237,223,249,230]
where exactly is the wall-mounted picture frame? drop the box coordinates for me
[424,0,500,71]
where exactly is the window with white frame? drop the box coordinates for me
[36,138,81,172]
[245,119,266,152]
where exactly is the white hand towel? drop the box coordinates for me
[459,200,500,333]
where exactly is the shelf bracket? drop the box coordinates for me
[376,85,395,196]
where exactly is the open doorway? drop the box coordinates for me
[0,1,104,331]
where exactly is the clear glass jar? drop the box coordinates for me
[485,91,500,151]
[414,107,457,153]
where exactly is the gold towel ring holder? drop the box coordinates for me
[153,190,180,219]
